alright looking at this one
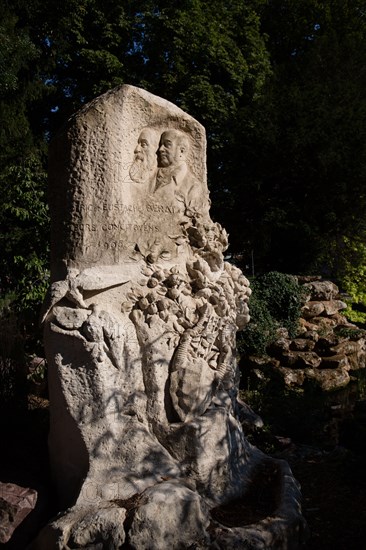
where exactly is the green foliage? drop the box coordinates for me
[27,357,47,384]
[0,153,49,349]
[1,0,366,359]
[239,271,303,357]
[238,292,277,356]
[0,4,50,334]
[222,0,366,274]
[335,326,366,341]
[252,272,303,337]
[343,308,366,325]
[336,236,366,324]
[0,154,50,302]
[0,13,38,96]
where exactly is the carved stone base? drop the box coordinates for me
[35,85,306,549]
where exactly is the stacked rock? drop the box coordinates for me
[246,278,366,392]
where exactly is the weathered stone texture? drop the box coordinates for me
[35,85,305,549]
[0,482,37,543]
[244,276,366,392]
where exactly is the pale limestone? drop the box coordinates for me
[35,85,305,549]
[301,301,325,318]
[302,280,339,301]
[128,481,210,549]
[322,299,347,316]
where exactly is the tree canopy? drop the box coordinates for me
[2,0,366,321]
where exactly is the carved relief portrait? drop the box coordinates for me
[155,129,191,190]
[128,126,207,227]
[129,127,159,188]
[154,129,205,215]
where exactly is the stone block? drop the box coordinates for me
[320,354,349,370]
[0,482,37,543]
[282,351,321,369]
[302,280,339,301]
[289,338,315,352]
[307,367,350,391]
[301,301,325,318]
[322,300,347,316]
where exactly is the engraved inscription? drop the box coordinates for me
[71,223,160,233]
[146,203,183,214]
[78,202,183,218]
[78,202,144,215]
[83,240,128,252]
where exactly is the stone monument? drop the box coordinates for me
[34,85,306,548]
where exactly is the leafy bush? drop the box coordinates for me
[344,308,366,325]
[335,326,366,341]
[337,236,366,325]
[238,293,277,356]
[0,154,50,352]
[253,272,303,337]
[238,271,303,356]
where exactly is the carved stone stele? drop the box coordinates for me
[33,85,306,549]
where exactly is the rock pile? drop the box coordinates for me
[246,278,366,392]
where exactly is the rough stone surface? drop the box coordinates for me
[282,351,322,369]
[243,277,366,392]
[301,301,325,318]
[307,367,351,391]
[330,339,364,356]
[320,354,350,370]
[302,280,339,301]
[322,299,347,316]
[276,367,306,387]
[128,481,210,549]
[210,459,307,550]
[32,503,126,549]
[289,338,315,352]
[0,482,37,543]
[268,337,290,356]
[35,85,306,549]
[315,334,339,355]
[348,351,366,371]
[312,316,338,328]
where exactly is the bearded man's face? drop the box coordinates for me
[129,129,158,183]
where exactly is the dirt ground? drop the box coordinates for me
[0,397,56,549]
[1,396,366,549]
[290,448,366,549]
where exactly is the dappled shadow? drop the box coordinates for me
[36,284,306,548]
